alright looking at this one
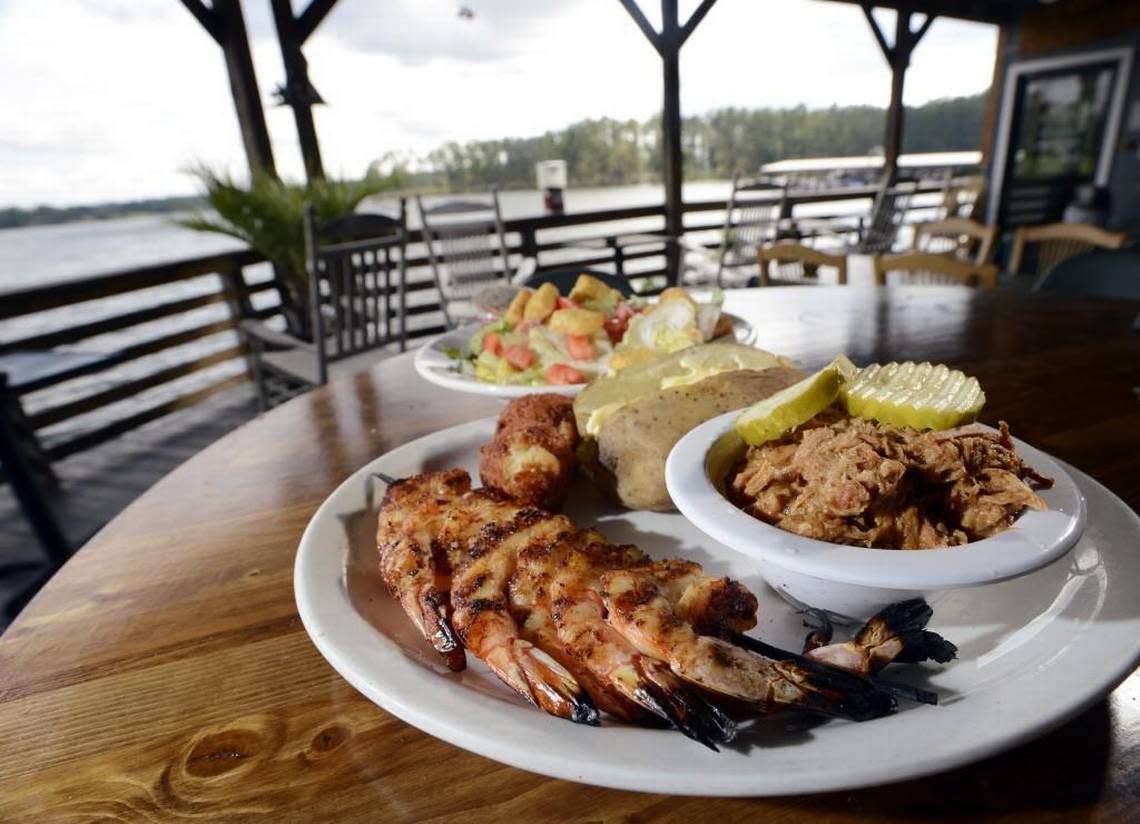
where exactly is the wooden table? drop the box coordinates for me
[2,287,1138,822]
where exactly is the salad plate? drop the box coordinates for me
[415,312,757,398]
[295,417,1140,796]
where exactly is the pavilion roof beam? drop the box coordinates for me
[296,0,340,44]
[270,0,335,182]
[178,0,277,179]
[619,0,721,285]
[819,0,1020,26]
[861,4,936,183]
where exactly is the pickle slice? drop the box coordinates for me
[841,361,985,430]
[734,357,849,446]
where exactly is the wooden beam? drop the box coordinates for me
[178,0,221,44]
[679,0,718,46]
[213,0,277,178]
[911,13,936,48]
[618,0,663,54]
[296,0,340,43]
[861,4,895,64]
[270,0,325,181]
[821,0,1020,26]
[883,10,912,181]
[660,0,683,285]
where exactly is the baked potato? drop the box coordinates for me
[587,367,805,511]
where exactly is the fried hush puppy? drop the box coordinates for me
[480,393,579,510]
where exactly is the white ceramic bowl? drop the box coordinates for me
[665,410,1087,621]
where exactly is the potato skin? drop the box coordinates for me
[594,367,805,511]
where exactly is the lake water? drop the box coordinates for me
[0,180,930,444]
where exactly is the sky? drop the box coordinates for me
[0,0,998,208]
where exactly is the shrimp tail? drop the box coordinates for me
[635,659,737,750]
[799,608,835,653]
[772,657,897,721]
[892,630,959,665]
[853,599,958,667]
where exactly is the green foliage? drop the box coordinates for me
[179,166,396,278]
[419,94,986,191]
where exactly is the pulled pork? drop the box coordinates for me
[730,409,1053,549]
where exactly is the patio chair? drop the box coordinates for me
[874,251,998,289]
[241,205,408,409]
[811,179,916,255]
[417,190,536,327]
[1008,222,1127,283]
[1031,249,1140,301]
[682,174,785,288]
[912,217,997,266]
[758,242,848,286]
[937,175,986,221]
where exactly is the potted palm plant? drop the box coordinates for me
[181,167,396,340]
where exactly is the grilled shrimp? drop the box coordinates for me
[377,470,469,671]
[439,490,599,724]
[804,600,958,673]
[544,535,736,746]
[600,569,896,721]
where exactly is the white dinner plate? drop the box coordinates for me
[294,417,1140,796]
[414,313,757,398]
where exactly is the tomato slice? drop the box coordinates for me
[545,363,587,385]
[503,345,536,370]
[565,333,595,361]
[603,316,628,344]
[556,296,580,311]
[482,331,503,356]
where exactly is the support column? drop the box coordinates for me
[180,0,277,178]
[861,5,934,184]
[270,0,325,181]
[661,0,683,285]
[882,11,911,183]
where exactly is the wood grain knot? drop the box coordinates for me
[184,729,265,778]
[309,724,350,754]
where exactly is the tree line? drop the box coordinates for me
[415,93,985,191]
[2,93,984,229]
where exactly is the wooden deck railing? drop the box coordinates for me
[0,182,946,463]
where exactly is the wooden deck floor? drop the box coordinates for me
[0,385,260,630]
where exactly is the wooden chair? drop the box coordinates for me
[418,189,536,327]
[938,175,986,221]
[912,217,997,266]
[875,252,998,290]
[241,205,408,409]
[1009,222,1127,281]
[758,242,848,286]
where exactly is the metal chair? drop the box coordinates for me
[758,242,848,286]
[417,190,536,327]
[912,217,997,266]
[1031,249,1140,301]
[875,251,998,289]
[241,205,408,409]
[854,181,917,253]
[1009,222,1127,283]
[682,175,785,288]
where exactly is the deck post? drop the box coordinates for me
[179,0,277,178]
[618,0,718,286]
[861,5,935,184]
[661,0,683,286]
[270,0,335,182]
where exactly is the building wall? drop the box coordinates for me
[989,1,1140,234]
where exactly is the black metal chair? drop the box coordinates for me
[682,174,786,288]
[241,205,408,410]
[1031,249,1140,300]
[417,190,536,327]
[521,267,634,298]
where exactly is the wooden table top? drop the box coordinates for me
[2,287,1138,823]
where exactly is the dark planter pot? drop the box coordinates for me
[272,262,314,342]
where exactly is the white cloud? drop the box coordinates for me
[0,0,996,207]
